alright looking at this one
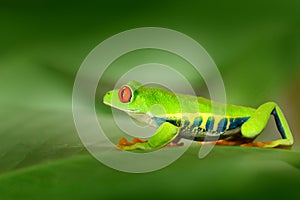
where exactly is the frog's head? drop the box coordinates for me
[103,81,148,113]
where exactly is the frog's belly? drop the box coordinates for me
[179,127,241,141]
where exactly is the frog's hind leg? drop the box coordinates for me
[240,102,293,148]
[198,134,253,146]
[198,140,241,146]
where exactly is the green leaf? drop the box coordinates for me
[0,146,300,200]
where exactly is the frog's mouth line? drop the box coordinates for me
[103,101,139,113]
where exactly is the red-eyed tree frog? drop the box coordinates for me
[103,81,293,150]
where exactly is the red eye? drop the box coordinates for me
[118,86,132,103]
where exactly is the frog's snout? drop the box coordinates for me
[103,91,112,105]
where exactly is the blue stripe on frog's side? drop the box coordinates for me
[153,117,181,127]
[228,117,250,130]
[191,117,203,130]
[217,118,228,133]
[182,117,190,129]
[205,116,215,131]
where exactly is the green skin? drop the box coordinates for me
[103,81,293,150]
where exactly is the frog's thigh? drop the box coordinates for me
[241,102,293,147]
[241,102,275,138]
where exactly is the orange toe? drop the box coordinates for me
[132,138,147,144]
[118,138,133,146]
[240,141,271,148]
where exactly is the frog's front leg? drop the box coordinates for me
[240,102,293,148]
[117,122,179,151]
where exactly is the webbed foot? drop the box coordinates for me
[117,137,148,150]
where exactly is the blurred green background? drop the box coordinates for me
[1,0,300,199]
